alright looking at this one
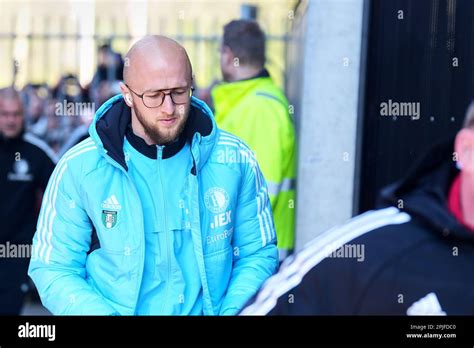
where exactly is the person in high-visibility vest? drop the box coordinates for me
[211,19,296,260]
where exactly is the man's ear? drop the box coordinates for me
[221,45,234,66]
[455,128,474,173]
[120,82,133,107]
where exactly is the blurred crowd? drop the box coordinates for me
[21,44,124,156]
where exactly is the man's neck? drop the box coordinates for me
[460,172,474,229]
[227,65,263,82]
[0,130,23,144]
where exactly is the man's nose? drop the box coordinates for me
[6,114,21,122]
[161,94,175,115]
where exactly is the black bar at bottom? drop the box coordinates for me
[0,316,473,346]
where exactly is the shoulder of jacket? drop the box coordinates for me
[286,207,412,277]
[252,80,288,104]
[242,208,413,315]
[303,207,411,252]
[242,90,292,126]
[57,137,101,177]
[210,130,259,171]
[22,132,59,164]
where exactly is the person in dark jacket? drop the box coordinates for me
[242,102,474,316]
[0,87,57,314]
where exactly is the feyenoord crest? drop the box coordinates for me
[102,210,118,229]
[204,187,230,214]
[101,195,121,229]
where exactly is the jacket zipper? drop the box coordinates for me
[157,146,172,314]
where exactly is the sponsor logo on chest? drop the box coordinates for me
[8,159,33,182]
[204,187,232,229]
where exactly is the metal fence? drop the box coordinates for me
[0,11,291,91]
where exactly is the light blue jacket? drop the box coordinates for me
[28,95,278,315]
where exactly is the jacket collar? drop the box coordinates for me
[236,68,270,82]
[89,95,217,173]
[211,69,272,121]
[125,118,187,160]
[0,128,25,148]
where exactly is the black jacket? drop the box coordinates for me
[242,138,474,315]
[0,132,56,246]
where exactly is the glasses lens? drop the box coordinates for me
[143,92,164,108]
[171,89,191,104]
[141,88,192,108]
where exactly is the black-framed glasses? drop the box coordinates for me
[125,84,194,108]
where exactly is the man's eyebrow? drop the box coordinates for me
[144,86,189,93]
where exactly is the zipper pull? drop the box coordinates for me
[157,145,163,160]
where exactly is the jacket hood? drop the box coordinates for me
[378,137,474,242]
[89,94,217,173]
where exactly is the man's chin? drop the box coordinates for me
[150,129,179,145]
[143,114,187,145]
[3,130,20,138]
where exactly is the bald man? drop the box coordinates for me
[28,36,278,315]
[0,87,57,314]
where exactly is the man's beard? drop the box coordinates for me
[133,104,189,145]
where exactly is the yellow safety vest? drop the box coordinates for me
[212,75,296,256]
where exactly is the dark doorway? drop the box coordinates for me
[358,0,474,213]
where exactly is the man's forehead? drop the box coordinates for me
[0,98,23,109]
[128,58,191,91]
[129,51,189,73]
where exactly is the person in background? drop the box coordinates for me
[212,19,296,261]
[0,87,57,314]
[22,84,49,139]
[58,109,94,158]
[242,103,474,316]
[42,98,64,154]
[89,44,124,109]
[49,75,89,152]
